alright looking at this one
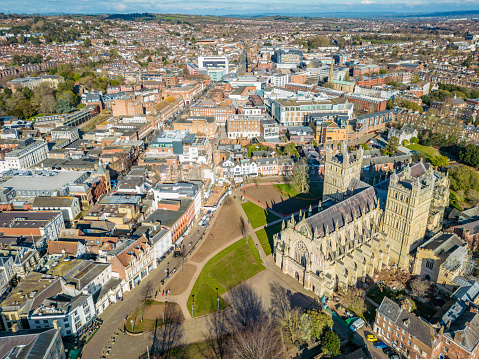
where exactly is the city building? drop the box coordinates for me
[226,115,261,139]
[271,98,352,127]
[1,140,49,170]
[172,116,217,138]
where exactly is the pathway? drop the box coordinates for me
[85,189,323,358]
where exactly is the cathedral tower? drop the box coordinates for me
[382,167,435,270]
[323,143,363,202]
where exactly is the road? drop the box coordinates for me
[81,210,218,359]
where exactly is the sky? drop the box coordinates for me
[1,0,479,16]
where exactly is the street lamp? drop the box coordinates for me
[216,287,220,311]
[191,294,195,317]
[130,319,134,332]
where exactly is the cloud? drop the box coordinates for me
[360,0,375,3]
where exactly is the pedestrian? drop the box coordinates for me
[168,289,170,295]
[162,290,164,296]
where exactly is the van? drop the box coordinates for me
[349,318,365,332]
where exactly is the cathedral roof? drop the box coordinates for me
[305,183,377,237]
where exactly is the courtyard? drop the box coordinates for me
[242,183,320,216]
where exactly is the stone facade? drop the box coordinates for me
[274,145,450,296]
[323,143,363,202]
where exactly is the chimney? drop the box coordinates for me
[52,320,59,330]
[11,323,19,333]
[401,299,413,313]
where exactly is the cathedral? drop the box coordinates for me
[273,143,450,296]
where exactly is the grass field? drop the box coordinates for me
[256,222,282,256]
[187,237,264,317]
[241,202,280,229]
[406,144,439,159]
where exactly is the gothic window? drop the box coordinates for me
[425,259,434,270]
[294,241,309,268]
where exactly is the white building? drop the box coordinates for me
[29,292,96,338]
[269,73,289,87]
[1,140,48,170]
[198,56,229,74]
[152,182,202,219]
[32,196,81,222]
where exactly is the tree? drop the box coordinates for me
[281,308,313,345]
[402,139,409,146]
[321,331,341,356]
[232,318,284,359]
[15,100,36,119]
[57,79,76,93]
[83,38,92,47]
[343,287,366,316]
[386,136,399,155]
[410,137,419,144]
[449,165,479,193]
[430,155,449,168]
[269,282,291,320]
[57,98,75,113]
[239,216,247,238]
[39,94,58,114]
[410,277,430,298]
[459,144,479,168]
[308,310,333,340]
[292,159,309,194]
[140,281,154,304]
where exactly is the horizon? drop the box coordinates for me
[2,2,479,18]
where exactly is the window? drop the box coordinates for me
[425,259,434,270]
[387,333,390,339]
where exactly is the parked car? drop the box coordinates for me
[383,348,395,355]
[350,318,365,332]
[374,342,387,349]
[366,334,378,342]
[389,355,400,359]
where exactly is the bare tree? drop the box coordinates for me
[239,216,247,238]
[291,159,309,194]
[343,286,366,315]
[138,281,154,321]
[200,309,231,359]
[410,277,430,298]
[228,284,265,330]
[149,305,185,359]
[232,318,284,359]
[141,281,154,304]
[269,282,291,320]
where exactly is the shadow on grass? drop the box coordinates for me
[256,222,282,256]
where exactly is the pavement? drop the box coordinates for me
[84,188,389,359]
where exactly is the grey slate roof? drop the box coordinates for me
[378,297,435,348]
[0,328,59,359]
[305,183,376,237]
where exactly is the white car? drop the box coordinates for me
[350,318,365,332]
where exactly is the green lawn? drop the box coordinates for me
[274,183,299,196]
[187,237,264,317]
[256,222,282,256]
[242,202,280,229]
[274,182,323,200]
[406,144,439,159]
